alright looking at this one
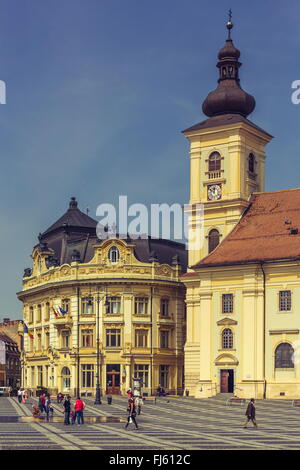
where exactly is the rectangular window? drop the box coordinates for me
[45,332,50,349]
[134,364,149,387]
[81,297,94,314]
[62,298,70,313]
[134,297,148,315]
[81,329,94,347]
[61,330,70,348]
[279,290,291,311]
[37,305,42,323]
[106,296,121,314]
[29,307,34,323]
[45,303,50,321]
[159,365,169,389]
[135,329,148,348]
[31,366,35,387]
[81,364,94,388]
[106,329,121,347]
[160,299,169,317]
[37,334,42,351]
[222,294,234,314]
[37,366,43,386]
[160,330,170,349]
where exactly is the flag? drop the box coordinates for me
[59,306,68,315]
[24,322,34,339]
[52,307,59,318]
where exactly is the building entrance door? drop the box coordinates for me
[106,364,121,394]
[220,369,234,393]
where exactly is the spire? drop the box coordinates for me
[202,14,256,118]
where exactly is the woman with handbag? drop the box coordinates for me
[125,397,139,430]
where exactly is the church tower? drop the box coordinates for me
[184,16,273,267]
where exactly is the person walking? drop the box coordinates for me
[21,389,27,403]
[74,397,85,425]
[38,394,45,413]
[125,397,139,430]
[63,395,71,425]
[17,388,22,403]
[45,394,51,421]
[135,395,143,415]
[243,398,258,428]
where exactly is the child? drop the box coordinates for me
[32,405,41,417]
[70,411,75,425]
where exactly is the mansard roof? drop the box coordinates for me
[30,198,187,272]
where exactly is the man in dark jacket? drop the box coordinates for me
[63,395,71,425]
[243,398,258,428]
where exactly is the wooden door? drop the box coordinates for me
[106,370,120,395]
[220,370,229,393]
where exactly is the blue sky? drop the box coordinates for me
[1,0,300,318]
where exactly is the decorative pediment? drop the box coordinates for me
[217,317,238,326]
[215,353,239,366]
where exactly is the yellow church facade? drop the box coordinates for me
[17,198,186,397]
[183,19,300,399]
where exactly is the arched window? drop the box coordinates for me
[208,152,221,172]
[62,367,71,390]
[208,229,220,253]
[248,153,255,174]
[108,246,120,263]
[222,329,233,349]
[275,343,294,369]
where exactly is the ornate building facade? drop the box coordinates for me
[183,19,300,399]
[17,198,186,396]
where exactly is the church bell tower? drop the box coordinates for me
[184,15,273,267]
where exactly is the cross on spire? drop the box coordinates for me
[226,8,234,39]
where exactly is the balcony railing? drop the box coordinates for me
[208,170,222,179]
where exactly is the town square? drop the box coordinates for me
[2,394,300,451]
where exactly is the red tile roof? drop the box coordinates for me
[193,188,300,268]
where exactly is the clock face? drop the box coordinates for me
[208,184,222,201]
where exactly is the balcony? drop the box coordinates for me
[53,314,73,328]
[208,170,222,179]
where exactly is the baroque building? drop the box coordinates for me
[183,19,300,399]
[17,197,187,396]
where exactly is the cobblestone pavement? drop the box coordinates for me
[1,394,300,450]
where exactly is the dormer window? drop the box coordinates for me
[108,246,119,263]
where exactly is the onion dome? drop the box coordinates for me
[202,15,255,118]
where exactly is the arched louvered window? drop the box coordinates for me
[275,343,294,369]
[208,152,221,172]
[108,246,119,263]
[222,328,233,349]
[208,229,220,253]
[248,153,255,174]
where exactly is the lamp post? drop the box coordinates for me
[94,288,109,405]
[94,290,101,405]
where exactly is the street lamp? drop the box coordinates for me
[94,289,109,405]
